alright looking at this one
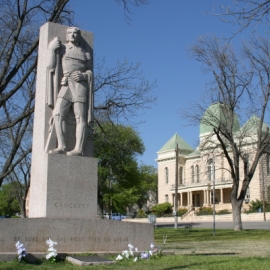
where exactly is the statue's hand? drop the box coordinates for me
[72,71,85,82]
[48,37,61,51]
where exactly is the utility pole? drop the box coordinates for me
[174,143,179,229]
[213,158,216,236]
[261,160,266,221]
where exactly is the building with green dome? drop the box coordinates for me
[156,104,270,216]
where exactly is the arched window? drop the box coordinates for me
[179,166,183,185]
[245,187,250,203]
[191,166,194,183]
[267,155,270,175]
[243,154,249,172]
[196,165,200,183]
[207,159,215,182]
[267,186,270,202]
[165,167,169,184]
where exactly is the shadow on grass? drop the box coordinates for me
[186,252,239,256]
[23,253,67,265]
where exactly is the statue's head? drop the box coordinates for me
[66,27,81,43]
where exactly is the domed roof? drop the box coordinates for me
[200,103,240,134]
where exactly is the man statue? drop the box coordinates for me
[46,27,93,156]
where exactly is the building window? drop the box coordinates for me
[165,167,169,184]
[179,166,183,185]
[243,154,249,173]
[165,194,168,202]
[245,187,250,203]
[191,166,194,183]
[207,159,215,182]
[196,165,200,183]
[267,186,270,202]
[267,155,270,175]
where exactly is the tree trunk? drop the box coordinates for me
[232,198,243,231]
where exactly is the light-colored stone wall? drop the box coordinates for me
[157,140,267,210]
[158,158,176,204]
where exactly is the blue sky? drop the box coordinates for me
[70,0,265,168]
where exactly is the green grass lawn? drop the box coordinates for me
[1,228,270,270]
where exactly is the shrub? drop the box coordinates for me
[216,209,231,215]
[246,199,270,213]
[196,207,213,216]
[177,208,188,217]
[136,209,147,218]
[152,202,172,217]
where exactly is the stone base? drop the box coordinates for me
[28,155,97,218]
[0,218,154,252]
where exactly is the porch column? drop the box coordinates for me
[190,191,193,206]
[180,193,183,207]
[220,188,224,204]
[209,190,212,205]
[203,190,206,205]
[206,189,209,205]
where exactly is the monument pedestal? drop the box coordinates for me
[0,218,154,253]
[0,22,154,256]
[28,154,97,218]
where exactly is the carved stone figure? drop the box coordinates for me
[46,27,93,156]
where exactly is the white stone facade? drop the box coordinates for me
[157,114,270,212]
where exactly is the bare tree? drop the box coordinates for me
[0,0,72,188]
[0,0,151,187]
[185,35,270,230]
[215,0,270,34]
[115,0,149,22]
[0,0,154,220]
[94,58,156,126]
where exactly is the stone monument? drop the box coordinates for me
[28,22,97,219]
[0,22,154,255]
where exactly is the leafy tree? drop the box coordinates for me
[94,123,145,214]
[0,182,20,216]
[135,164,158,210]
[152,202,172,217]
[185,35,270,230]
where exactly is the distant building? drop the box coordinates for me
[156,103,270,212]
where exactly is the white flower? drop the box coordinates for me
[46,253,53,260]
[129,249,134,256]
[17,248,25,255]
[133,257,138,262]
[46,238,57,247]
[46,238,58,260]
[15,241,27,261]
[150,243,155,249]
[149,250,152,256]
[128,243,134,249]
[135,247,138,252]
[116,255,123,261]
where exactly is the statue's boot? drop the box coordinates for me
[49,147,66,154]
[49,115,66,154]
[66,117,86,156]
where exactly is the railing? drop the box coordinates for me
[181,206,194,220]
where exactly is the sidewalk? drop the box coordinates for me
[123,212,270,224]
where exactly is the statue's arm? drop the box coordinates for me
[72,52,92,82]
[47,37,61,69]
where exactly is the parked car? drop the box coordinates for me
[111,213,127,221]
